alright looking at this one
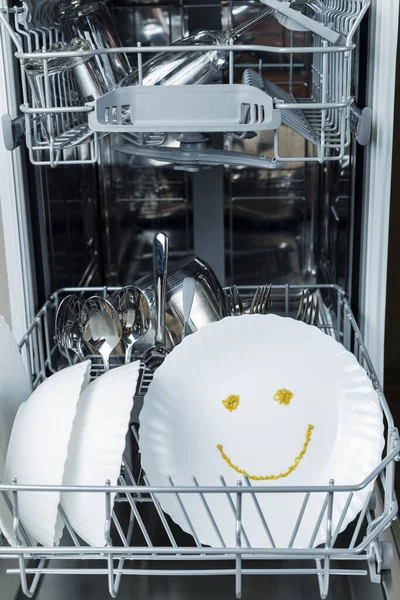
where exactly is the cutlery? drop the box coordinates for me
[225,285,244,316]
[82,297,122,371]
[232,285,244,316]
[136,255,228,348]
[144,232,169,371]
[249,284,272,314]
[296,291,319,326]
[111,286,151,363]
[55,294,86,361]
[182,277,196,340]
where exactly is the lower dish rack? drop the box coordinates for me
[0,284,398,600]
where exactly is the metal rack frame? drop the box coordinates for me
[0,0,369,167]
[0,283,397,600]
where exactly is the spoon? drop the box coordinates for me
[111,286,151,363]
[55,294,86,361]
[82,297,122,372]
[182,277,196,340]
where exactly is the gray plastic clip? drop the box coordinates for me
[350,105,372,146]
[2,113,25,151]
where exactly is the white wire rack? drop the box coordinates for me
[0,0,369,167]
[0,284,398,599]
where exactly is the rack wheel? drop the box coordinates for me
[381,542,393,570]
[368,493,377,511]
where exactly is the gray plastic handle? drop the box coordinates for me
[88,84,281,134]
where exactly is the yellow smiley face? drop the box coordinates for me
[217,389,314,481]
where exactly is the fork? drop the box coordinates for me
[249,284,271,314]
[296,291,319,326]
[225,285,244,316]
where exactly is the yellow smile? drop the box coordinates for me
[216,424,314,481]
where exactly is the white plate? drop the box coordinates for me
[0,315,32,544]
[140,315,384,549]
[62,361,141,547]
[4,361,91,546]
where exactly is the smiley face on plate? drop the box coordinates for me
[217,389,314,480]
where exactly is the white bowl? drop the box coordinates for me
[4,361,91,546]
[0,315,32,545]
[140,315,384,549]
[0,315,31,470]
[62,361,141,547]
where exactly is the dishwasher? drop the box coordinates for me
[0,0,399,599]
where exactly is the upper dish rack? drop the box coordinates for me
[0,0,371,168]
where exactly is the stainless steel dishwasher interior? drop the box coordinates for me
[30,0,355,300]
[1,1,391,599]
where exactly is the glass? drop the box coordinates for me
[116,8,275,88]
[118,30,228,89]
[23,39,109,149]
[58,0,131,88]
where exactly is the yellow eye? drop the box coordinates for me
[274,388,294,406]
[222,394,240,412]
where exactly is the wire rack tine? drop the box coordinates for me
[105,481,118,598]
[143,475,178,548]
[113,509,137,593]
[308,494,329,548]
[125,509,136,546]
[11,480,23,547]
[167,477,202,548]
[57,505,81,547]
[118,475,153,547]
[350,491,373,549]
[331,492,354,547]
[112,511,129,548]
[288,493,311,548]
[122,455,137,487]
[235,481,243,600]
[319,480,335,599]
[219,476,251,548]
[192,477,226,548]
[243,476,276,548]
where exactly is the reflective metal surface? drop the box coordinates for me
[23,1,353,296]
[82,296,122,371]
[55,294,86,360]
[143,232,169,370]
[138,255,228,347]
[111,286,151,363]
